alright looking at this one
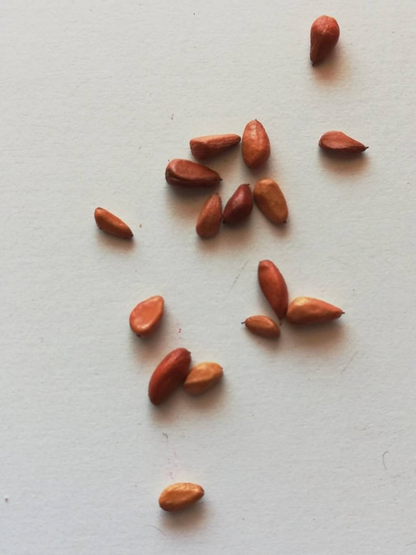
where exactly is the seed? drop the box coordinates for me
[190,133,241,159]
[196,193,223,239]
[319,131,368,153]
[129,296,164,337]
[159,483,204,512]
[242,120,271,169]
[94,207,133,239]
[183,362,223,395]
[223,184,253,224]
[286,297,344,324]
[165,159,222,187]
[148,348,191,405]
[258,260,289,321]
[253,178,288,225]
[244,316,280,338]
[310,15,340,65]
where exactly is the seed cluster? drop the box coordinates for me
[93,15,367,513]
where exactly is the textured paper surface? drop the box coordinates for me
[1,1,415,553]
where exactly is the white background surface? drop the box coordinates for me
[1,1,415,553]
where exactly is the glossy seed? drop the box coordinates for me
[148,348,191,405]
[258,260,289,321]
[223,184,253,224]
[129,296,164,337]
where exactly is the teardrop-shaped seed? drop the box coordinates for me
[286,297,344,324]
[129,295,164,336]
[94,207,133,239]
[319,131,368,153]
[223,184,253,224]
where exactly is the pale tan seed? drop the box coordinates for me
[244,316,280,338]
[286,297,344,324]
[159,483,204,512]
[129,296,164,337]
[183,362,223,395]
[253,178,288,225]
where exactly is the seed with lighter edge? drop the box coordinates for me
[244,315,281,338]
[159,483,205,511]
[183,362,223,394]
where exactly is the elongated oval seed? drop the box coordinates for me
[258,260,289,321]
[196,193,222,238]
[253,178,288,225]
[94,207,133,239]
[148,348,191,405]
[319,131,368,153]
[244,316,281,338]
[159,483,204,512]
[242,120,270,169]
[165,159,222,187]
[286,297,344,324]
[190,133,241,159]
[129,296,164,337]
[183,362,223,394]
